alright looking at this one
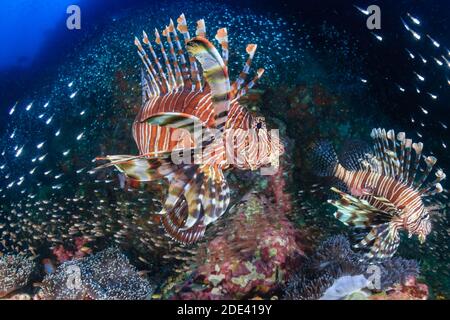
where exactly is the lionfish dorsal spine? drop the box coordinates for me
[408,141,423,186]
[169,18,190,85]
[136,13,264,112]
[215,28,229,67]
[231,44,257,98]
[234,68,265,100]
[176,13,202,91]
[396,131,406,180]
[162,25,184,88]
[143,31,171,93]
[369,128,445,197]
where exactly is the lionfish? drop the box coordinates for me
[311,128,446,259]
[97,15,283,244]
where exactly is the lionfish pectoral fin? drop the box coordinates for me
[329,187,393,228]
[95,154,175,182]
[161,199,207,244]
[144,112,205,133]
[355,223,400,259]
[202,168,230,225]
[160,165,230,244]
[186,37,230,132]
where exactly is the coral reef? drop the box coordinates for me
[0,254,35,298]
[52,237,92,264]
[163,192,306,300]
[369,276,429,300]
[38,247,153,300]
[283,236,420,300]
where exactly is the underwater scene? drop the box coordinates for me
[0,0,449,301]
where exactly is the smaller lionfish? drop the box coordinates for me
[97,15,283,244]
[311,128,446,259]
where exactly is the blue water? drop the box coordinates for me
[0,0,84,70]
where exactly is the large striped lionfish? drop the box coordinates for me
[311,128,446,259]
[97,15,283,244]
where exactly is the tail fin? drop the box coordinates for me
[308,140,339,177]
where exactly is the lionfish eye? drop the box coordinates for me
[256,122,263,129]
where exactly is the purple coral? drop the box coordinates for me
[283,235,420,300]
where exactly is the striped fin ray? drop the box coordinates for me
[408,142,423,186]
[182,171,204,229]
[421,169,446,197]
[386,129,401,177]
[162,165,198,217]
[140,69,153,102]
[95,155,176,182]
[355,223,400,259]
[370,128,431,184]
[215,28,229,66]
[396,132,406,180]
[159,164,230,244]
[196,19,206,38]
[186,37,231,132]
[231,44,258,98]
[168,18,191,85]
[176,13,202,90]
[135,38,161,96]
[403,138,413,182]
[204,166,230,225]
[370,129,390,176]
[142,31,170,93]
[161,199,207,244]
[154,29,177,91]
[162,26,184,88]
[414,156,437,189]
[329,187,393,228]
[234,68,265,101]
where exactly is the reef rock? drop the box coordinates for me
[38,247,153,300]
[165,193,306,300]
[283,235,420,300]
[0,254,35,298]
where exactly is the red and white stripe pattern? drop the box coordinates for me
[101,14,284,245]
[329,128,445,258]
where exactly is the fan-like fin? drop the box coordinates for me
[177,13,202,90]
[186,37,231,132]
[161,199,207,244]
[338,139,373,171]
[329,187,394,228]
[95,154,175,181]
[355,223,400,259]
